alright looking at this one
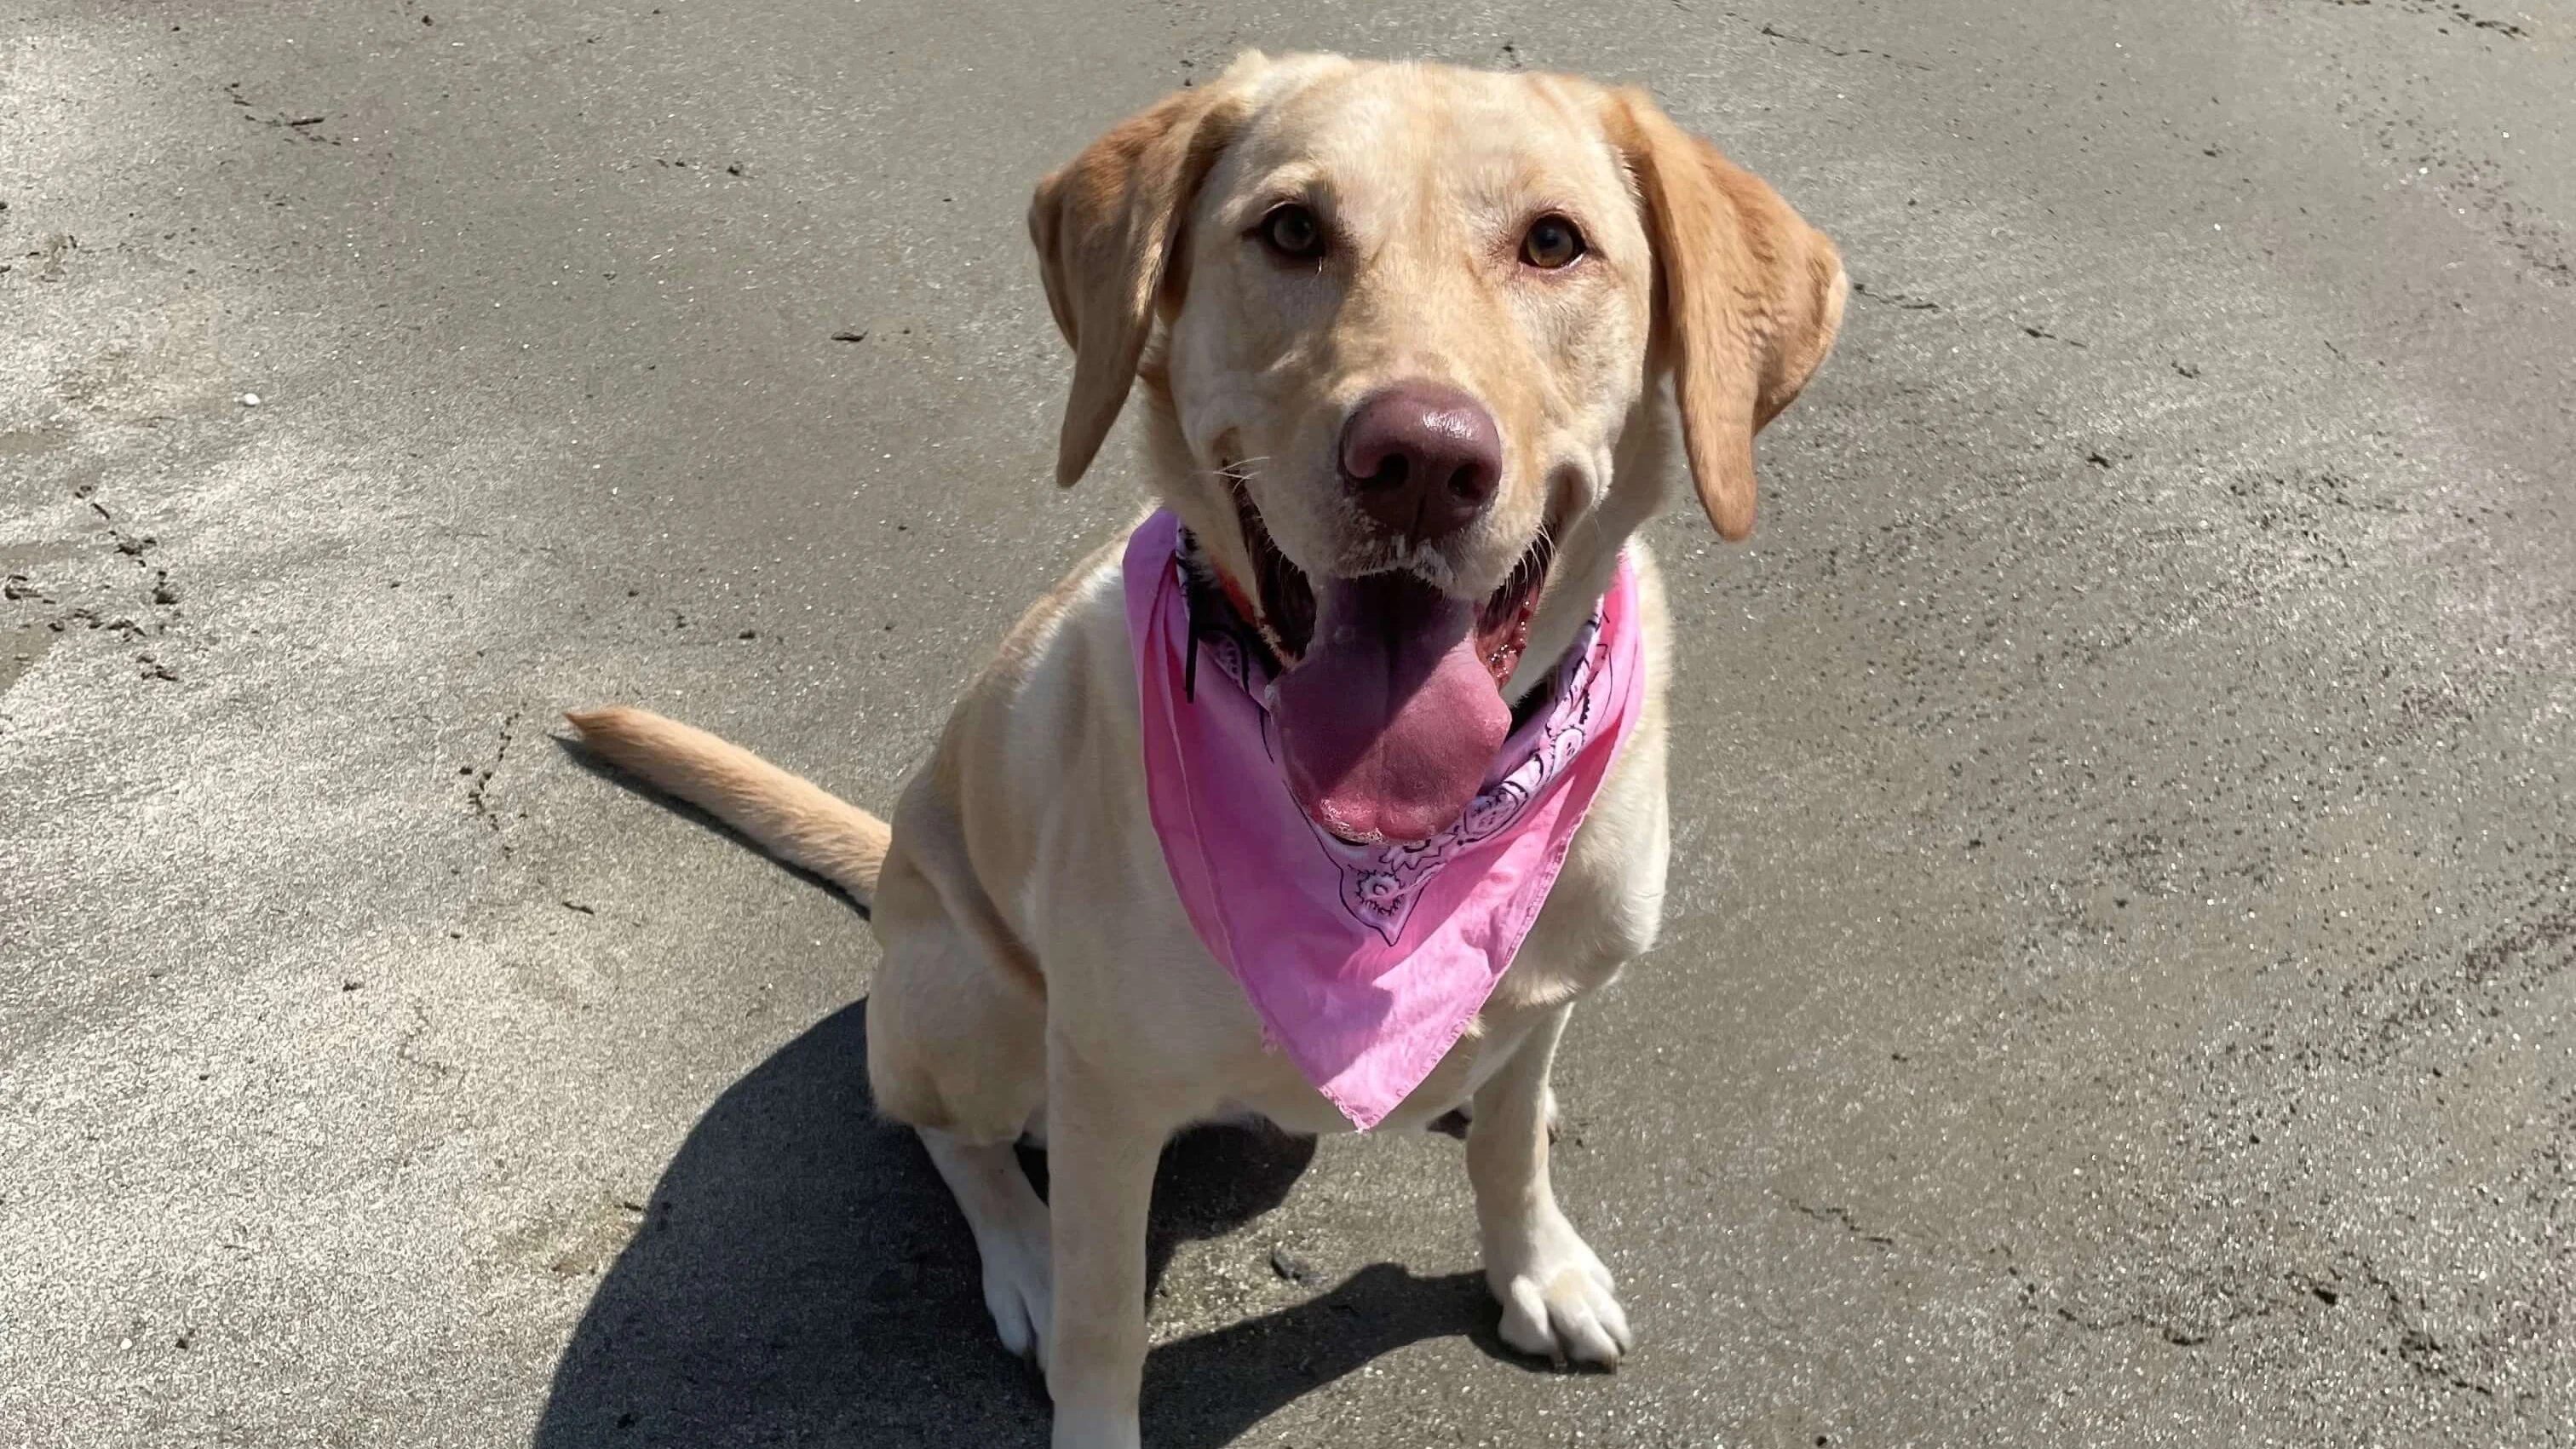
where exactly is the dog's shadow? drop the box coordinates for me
[530,998,1507,1447]
[535,748,1515,1447]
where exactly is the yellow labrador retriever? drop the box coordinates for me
[571,50,1841,1448]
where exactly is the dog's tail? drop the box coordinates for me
[563,705,891,906]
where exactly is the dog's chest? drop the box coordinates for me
[1208,796,1663,1137]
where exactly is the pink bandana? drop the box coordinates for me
[1122,509,1645,1130]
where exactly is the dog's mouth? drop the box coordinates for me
[1228,480,1555,847]
[1236,489,1550,685]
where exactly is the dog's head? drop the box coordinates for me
[1031,53,1845,845]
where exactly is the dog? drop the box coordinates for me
[569,50,1842,1449]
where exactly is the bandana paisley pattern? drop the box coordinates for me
[1124,509,1644,1130]
[1318,609,1613,945]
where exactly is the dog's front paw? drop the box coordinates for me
[1485,1210,1632,1367]
[973,1217,1054,1370]
[1049,1410,1142,1449]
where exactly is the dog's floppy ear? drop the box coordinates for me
[1604,88,1846,540]
[1028,60,1263,487]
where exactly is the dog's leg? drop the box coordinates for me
[1434,1086,1561,1141]
[1468,1003,1633,1366]
[919,1127,1055,1366]
[1041,1044,1171,1449]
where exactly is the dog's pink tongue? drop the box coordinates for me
[1273,574,1509,846]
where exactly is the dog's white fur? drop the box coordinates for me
[570,52,1842,1449]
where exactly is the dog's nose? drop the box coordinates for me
[1338,384,1503,542]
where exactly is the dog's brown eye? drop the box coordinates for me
[1259,204,1326,262]
[1521,215,1585,269]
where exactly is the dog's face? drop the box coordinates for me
[1161,59,1659,640]
[1031,53,1844,844]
